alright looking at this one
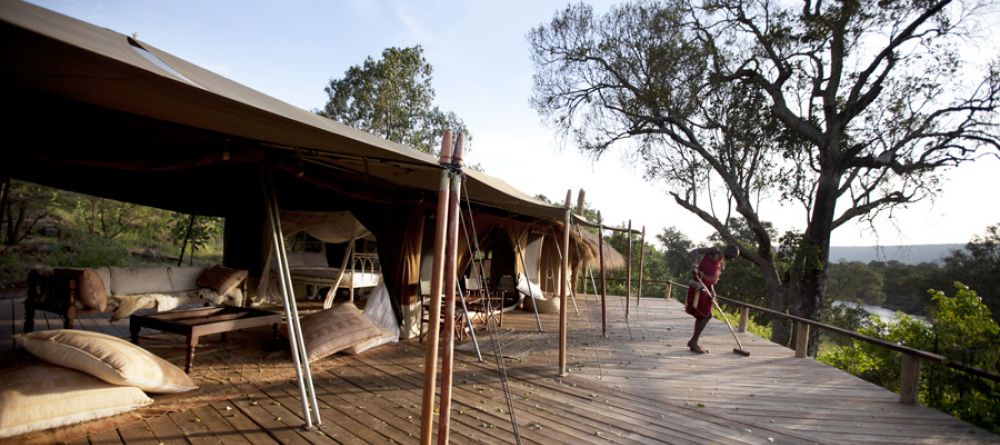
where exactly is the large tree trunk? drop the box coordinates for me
[782,170,839,352]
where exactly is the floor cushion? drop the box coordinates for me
[299,303,384,361]
[0,361,152,438]
[18,329,197,393]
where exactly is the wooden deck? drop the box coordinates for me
[2,293,998,444]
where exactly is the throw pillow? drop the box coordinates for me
[18,329,197,393]
[0,362,152,438]
[75,268,108,311]
[299,303,384,361]
[196,265,248,297]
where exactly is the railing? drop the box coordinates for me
[634,279,1000,405]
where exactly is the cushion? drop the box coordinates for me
[196,265,248,297]
[18,329,197,393]
[168,266,206,292]
[109,267,171,295]
[285,251,306,268]
[300,303,384,361]
[93,267,113,297]
[346,326,396,355]
[0,362,152,439]
[301,251,329,267]
[75,268,108,311]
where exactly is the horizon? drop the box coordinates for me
[24,0,1000,247]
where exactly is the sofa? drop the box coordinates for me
[25,265,247,332]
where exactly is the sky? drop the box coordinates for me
[25,0,1000,247]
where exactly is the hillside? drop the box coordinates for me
[829,244,964,265]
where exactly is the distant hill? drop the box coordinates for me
[829,244,964,265]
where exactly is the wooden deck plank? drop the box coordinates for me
[320,361,510,445]
[2,292,997,444]
[142,415,188,445]
[86,428,124,445]
[207,400,281,445]
[115,421,160,445]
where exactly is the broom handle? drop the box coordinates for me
[694,273,745,351]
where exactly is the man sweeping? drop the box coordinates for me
[685,244,739,353]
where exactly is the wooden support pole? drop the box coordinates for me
[635,225,645,313]
[738,307,749,333]
[559,190,571,376]
[419,131,453,445]
[665,281,673,301]
[794,321,810,358]
[625,220,632,319]
[437,133,464,445]
[900,353,921,405]
[575,189,586,294]
[598,212,607,338]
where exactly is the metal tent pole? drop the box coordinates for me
[260,163,321,428]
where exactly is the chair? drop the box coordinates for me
[463,275,491,328]
[418,279,469,341]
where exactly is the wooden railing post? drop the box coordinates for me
[738,307,749,333]
[665,282,673,301]
[794,321,810,358]
[900,353,920,405]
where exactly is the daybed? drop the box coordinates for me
[271,251,382,307]
[25,265,247,332]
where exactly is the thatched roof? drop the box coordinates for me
[571,228,626,271]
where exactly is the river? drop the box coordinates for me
[832,300,927,323]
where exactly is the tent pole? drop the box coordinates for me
[636,226,645,315]
[438,133,465,445]
[559,191,571,376]
[625,220,632,319]
[323,238,354,309]
[420,132,454,445]
[349,238,356,303]
[598,212,607,338]
[260,163,321,428]
[512,226,543,333]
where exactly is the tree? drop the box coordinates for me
[656,227,694,281]
[942,223,1000,322]
[319,46,468,154]
[1,179,59,245]
[819,283,999,433]
[826,261,886,305]
[529,1,1000,346]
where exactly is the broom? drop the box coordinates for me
[693,274,750,357]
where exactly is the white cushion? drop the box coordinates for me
[168,267,205,292]
[301,252,329,267]
[285,251,306,268]
[0,362,152,439]
[18,329,197,393]
[93,267,112,296]
[109,267,172,295]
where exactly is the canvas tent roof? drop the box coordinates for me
[0,0,571,222]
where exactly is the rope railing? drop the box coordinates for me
[608,276,1000,405]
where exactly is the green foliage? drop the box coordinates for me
[656,226,693,282]
[1,179,63,246]
[819,283,1000,433]
[319,46,468,154]
[826,261,886,305]
[43,228,132,268]
[170,214,224,262]
[942,224,1000,324]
